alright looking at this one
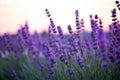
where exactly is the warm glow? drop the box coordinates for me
[0,0,120,34]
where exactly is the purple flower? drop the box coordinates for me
[47,64,55,74]
[110,8,120,58]
[111,8,117,21]
[90,15,101,52]
[109,55,115,62]
[67,68,74,76]
[2,33,12,51]
[57,53,68,65]
[45,9,57,34]
[17,22,31,48]
[99,19,103,28]
[33,31,43,48]
[47,75,52,80]
[80,19,85,32]
[49,18,55,28]
[75,56,84,68]
[115,0,119,4]
[91,31,99,50]
[116,58,120,64]
[100,52,107,60]
[101,61,108,68]
[95,14,98,19]
[75,10,81,30]
[45,9,51,17]
[115,0,120,11]
[37,61,44,71]
[64,59,69,65]
[48,54,56,65]
[90,15,95,30]
[57,26,63,38]
[9,68,19,80]
[67,25,73,34]
[97,28,108,59]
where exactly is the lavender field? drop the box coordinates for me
[0,0,120,80]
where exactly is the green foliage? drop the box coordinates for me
[0,53,119,80]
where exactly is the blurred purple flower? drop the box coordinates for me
[45,9,57,34]
[67,68,74,76]
[9,67,19,80]
[109,55,115,62]
[115,0,120,11]
[116,58,120,64]
[45,9,51,17]
[101,61,108,68]
[37,61,44,71]
[57,26,63,38]
[67,25,73,34]
[75,56,84,68]
[47,64,55,74]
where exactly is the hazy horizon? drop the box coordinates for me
[0,0,120,35]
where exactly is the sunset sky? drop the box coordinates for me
[0,0,120,34]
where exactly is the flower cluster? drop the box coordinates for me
[0,1,120,80]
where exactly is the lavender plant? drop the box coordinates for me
[0,1,120,80]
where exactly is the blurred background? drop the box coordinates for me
[0,0,120,35]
